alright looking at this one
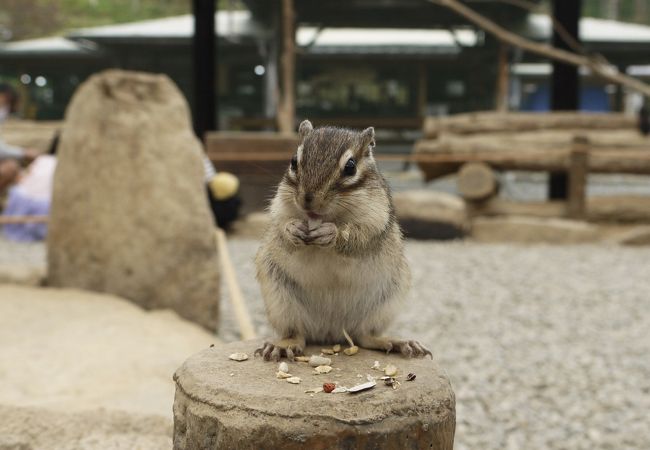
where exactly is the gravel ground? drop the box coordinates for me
[2,237,649,449]
[220,238,650,450]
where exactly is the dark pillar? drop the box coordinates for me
[549,0,581,199]
[192,0,216,140]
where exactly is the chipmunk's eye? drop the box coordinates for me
[343,158,356,176]
[290,155,298,171]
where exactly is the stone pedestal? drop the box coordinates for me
[173,340,455,450]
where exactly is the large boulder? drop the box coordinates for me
[47,70,220,330]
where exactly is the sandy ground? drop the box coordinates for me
[0,284,216,449]
[1,236,649,449]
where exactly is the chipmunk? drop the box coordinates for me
[254,120,431,361]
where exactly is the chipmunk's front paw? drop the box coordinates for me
[305,222,337,247]
[254,337,305,362]
[284,219,309,246]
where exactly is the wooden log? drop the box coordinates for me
[467,199,567,218]
[417,130,648,154]
[587,196,650,223]
[568,137,589,219]
[415,128,650,181]
[457,162,498,201]
[423,112,637,138]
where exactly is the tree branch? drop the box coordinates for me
[430,0,650,98]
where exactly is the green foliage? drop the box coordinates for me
[1,0,243,41]
[583,0,650,24]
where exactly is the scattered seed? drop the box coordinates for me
[384,364,398,377]
[309,355,332,367]
[343,346,359,356]
[348,380,377,393]
[209,344,215,348]
[228,352,248,362]
[332,344,341,353]
[314,365,333,374]
[323,383,336,393]
[406,373,416,381]
[286,376,301,384]
[276,371,293,379]
[278,362,289,373]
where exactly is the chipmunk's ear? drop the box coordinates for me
[298,119,313,141]
[359,127,375,156]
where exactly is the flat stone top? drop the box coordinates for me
[174,339,454,426]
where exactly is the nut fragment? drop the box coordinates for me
[406,373,416,381]
[332,344,341,353]
[309,355,332,367]
[295,356,310,362]
[276,371,293,379]
[278,362,289,373]
[343,346,359,356]
[286,376,301,384]
[323,383,336,393]
[321,349,335,355]
[228,352,249,362]
[384,364,398,377]
[314,365,333,374]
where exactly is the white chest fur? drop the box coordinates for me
[276,245,399,340]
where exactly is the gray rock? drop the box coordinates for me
[47,69,220,330]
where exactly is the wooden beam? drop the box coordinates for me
[215,228,256,340]
[277,0,295,134]
[423,112,636,139]
[0,215,49,225]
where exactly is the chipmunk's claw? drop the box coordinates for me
[254,338,305,362]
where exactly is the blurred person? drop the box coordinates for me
[0,83,38,193]
[1,132,58,241]
[203,156,241,229]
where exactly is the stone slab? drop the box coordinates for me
[173,339,455,450]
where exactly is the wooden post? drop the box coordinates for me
[192,0,217,139]
[495,43,509,112]
[418,63,428,117]
[568,136,589,219]
[277,0,295,134]
[550,0,582,200]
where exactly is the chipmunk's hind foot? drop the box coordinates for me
[358,335,432,359]
[254,337,306,362]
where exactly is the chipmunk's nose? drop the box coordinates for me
[304,192,314,208]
